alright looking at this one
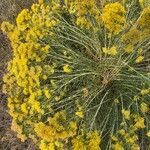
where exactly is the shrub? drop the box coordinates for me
[1,0,150,149]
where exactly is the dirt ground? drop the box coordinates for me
[0,0,37,149]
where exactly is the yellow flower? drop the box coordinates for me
[135,56,144,63]
[1,21,14,33]
[39,140,48,150]
[102,46,117,56]
[87,131,101,150]
[102,47,108,54]
[124,44,134,53]
[139,0,144,7]
[118,129,125,136]
[126,135,137,144]
[43,88,51,99]
[34,101,42,113]
[23,88,28,95]
[16,9,30,30]
[134,117,145,129]
[51,80,57,88]
[34,122,54,142]
[21,103,28,114]
[121,109,130,120]
[131,144,140,150]
[72,130,100,150]
[141,89,149,95]
[138,48,143,55]
[147,130,150,137]
[133,95,140,101]
[55,96,60,101]
[45,19,57,28]
[54,141,63,148]
[39,0,44,4]
[39,140,55,150]
[110,46,117,56]
[137,5,150,29]
[11,120,27,142]
[72,136,86,150]
[63,64,72,73]
[102,2,126,35]
[68,0,101,30]
[69,121,77,132]
[42,75,48,80]
[35,111,76,143]
[112,143,124,150]
[122,28,141,45]
[111,135,118,141]
[48,143,55,150]
[140,102,149,113]
[75,111,84,118]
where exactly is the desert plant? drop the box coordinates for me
[1,0,150,149]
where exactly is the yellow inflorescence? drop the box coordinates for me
[137,5,150,30]
[135,56,144,63]
[1,0,64,144]
[134,117,145,129]
[63,64,72,73]
[112,143,124,150]
[141,88,150,95]
[140,102,149,113]
[102,2,126,35]
[72,130,101,150]
[102,46,118,56]
[121,109,130,120]
[34,111,77,143]
[75,111,84,118]
[66,0,101,31]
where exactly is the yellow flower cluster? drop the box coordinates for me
[147,130,150,137]
[63,64,72,73]
[137,5,150,31]
[39,140,56,150]
[39,139,64,150]
[122,5,150,54]
[66,0,101,31]
[121,109,130,120]
[134,117,145,129]
[75,111,84,118]
[112,125,140,150]
[124,44,134,53]
[140,102,149,113]
[122,28,141,48]
[72,130,101,150]
[122,109,146,130]
[112,106,149,149]
[102,46,117,56]
[135,56,144,63]
[112,143,124,150]
[102,2,126,35]
[141,88,150,95]
[35,111,101,150]
[1,0,64,143]
[11,120,27,142]
[34,111,77,143]
[75,104,84,118]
